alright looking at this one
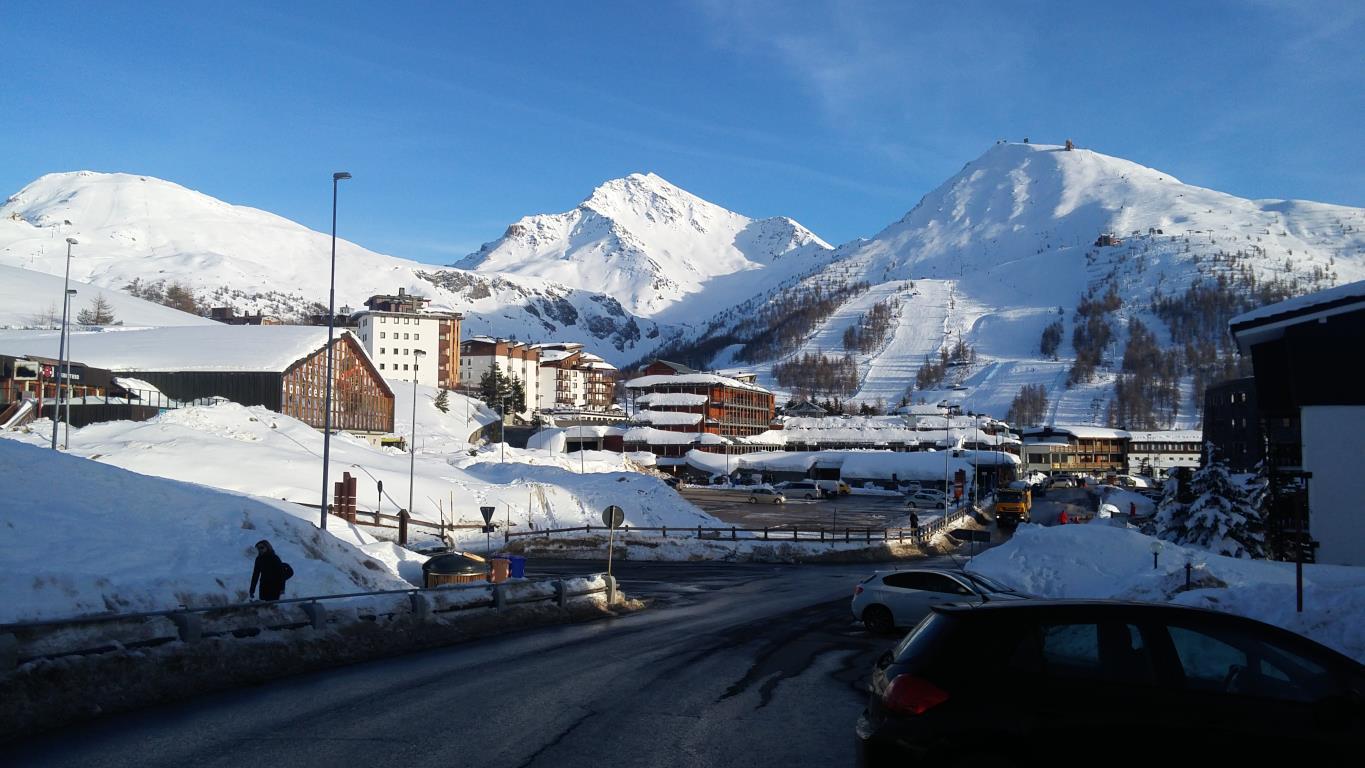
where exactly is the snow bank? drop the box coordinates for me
[2,402,717,543]
[0,439,414,623]
[967,524,1365,662]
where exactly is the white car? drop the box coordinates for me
[851,568,1028,633]
[746,487,786,504]
[774,480,825,500]
[905,491,948,510]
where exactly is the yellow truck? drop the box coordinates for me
[994,481,1032,527]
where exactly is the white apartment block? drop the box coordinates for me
[353,290,461,389]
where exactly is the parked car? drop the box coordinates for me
[774,480,825,500]
[905,491,947,510]
[816,479,851,496]
[1049,475,1077,489]
[746,487,785,504]
[856,600,1364,766]
[851,568,1027,633]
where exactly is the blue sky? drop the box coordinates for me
[3,1,1361,264]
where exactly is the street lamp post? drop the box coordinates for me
[408,349,426,522]
[63,288,77,449]
[50,237,77,450]
[319,171,351,530]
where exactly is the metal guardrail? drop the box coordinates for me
[0,574,615,671]
[505,506,969,545]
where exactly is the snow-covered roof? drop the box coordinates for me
[684,448,1019,480]
[631,410,703,426]
[1230,279,1365,328]
[625,373,771,394]
[1023,425,1130,440]
[636,392,708,406]
[622,426,730,445]
[538,349,575,363]
[0,326,365,374]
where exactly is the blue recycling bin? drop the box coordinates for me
[507,554,527,579]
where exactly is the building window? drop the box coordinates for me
[404,333,410,340]
[380,347,385,354]
[380,332,386,339]
[379,363,385,370]
[403,364,409,371]
[380,317,386,323]
[403,348,408,355]
[414,333,419,340]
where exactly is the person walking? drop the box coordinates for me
[249,540,287,601]
[909,511,920,536]
[1058,509,1070,526]
[1130,501,1137,517]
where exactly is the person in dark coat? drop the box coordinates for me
[250,540,286,601]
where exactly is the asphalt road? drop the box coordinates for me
[10,558,968,768]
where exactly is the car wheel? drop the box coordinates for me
[862,605,895,635]
[938,502,946,509]
[747,497,757,504]
[774,498,783,504]
[805,493,816,500]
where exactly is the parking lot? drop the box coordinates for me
[678,487,944,530]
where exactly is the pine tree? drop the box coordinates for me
[434,388,450,414]
[1153,470,1190,542]
[1163,446,1265,558]
[76,293,117,325]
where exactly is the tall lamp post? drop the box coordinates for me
[50,237,77,450]
[319,171,351,530]
[63,288,77,449]
[407,349,427,521]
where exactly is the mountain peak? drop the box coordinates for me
[455,173,833,317]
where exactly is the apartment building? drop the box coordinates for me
[352,289,461,388]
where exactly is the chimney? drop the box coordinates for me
[398,287,405,297]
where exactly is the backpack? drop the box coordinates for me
[281,562,294,581]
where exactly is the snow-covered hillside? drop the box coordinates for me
[0,264,216,329]
[0,172,665,363]
[1,402,717,535]
[454,172,834,319]
[696,143,1365,428]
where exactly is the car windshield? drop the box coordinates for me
[963,572,1015,593]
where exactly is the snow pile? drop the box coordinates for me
[2,401,718,540]
[0,439,414,623]
[0,264,215,329]
[967,524,1365,662]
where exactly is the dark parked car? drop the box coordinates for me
[857,600,1362,766]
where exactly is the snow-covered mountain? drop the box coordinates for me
[684,143,1365,428]
[453,172,834,319]
[0,172,664,363]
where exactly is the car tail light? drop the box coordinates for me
[854,584,864,596]
[882,675,949,715]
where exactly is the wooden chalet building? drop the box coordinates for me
[0,326,394,434]
[1021,425,1130,477]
